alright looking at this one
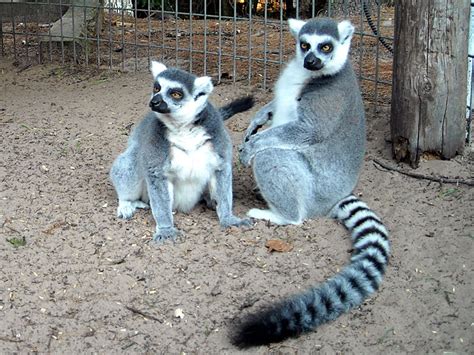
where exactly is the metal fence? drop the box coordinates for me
[1,0,394,106]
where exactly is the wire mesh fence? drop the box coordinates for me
[0,0,395,107]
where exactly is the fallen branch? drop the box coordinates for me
[0,336,24,343]
[372,159,474,187]
[125,305,163,323]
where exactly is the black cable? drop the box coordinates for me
[362,0,393,54]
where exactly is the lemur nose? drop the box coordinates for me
[149,94,162,107]
[304,54,323,71]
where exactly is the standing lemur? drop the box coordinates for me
[233,18,390,346]
[110,62,253,242]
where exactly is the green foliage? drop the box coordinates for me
[6,236,26,247]
[438,187,463,199]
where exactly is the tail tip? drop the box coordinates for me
[230,306,294,348]
[230,316,272,348]
[237,95,255,111]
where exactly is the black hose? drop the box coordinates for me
[362,0,393,54]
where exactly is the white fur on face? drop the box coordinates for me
[152,77,210,129]
[271,20,355,127]
[297,31,352,77]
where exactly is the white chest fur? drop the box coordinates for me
[166,126,221,212]
[271,59,311,127]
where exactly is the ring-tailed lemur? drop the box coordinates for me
[233,18,390,346]
[110,61,253,243]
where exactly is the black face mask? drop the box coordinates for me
[149,94,170,114]
[304,52,324,71]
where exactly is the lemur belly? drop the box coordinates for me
[271,59,311,127]
[167,127,220,212]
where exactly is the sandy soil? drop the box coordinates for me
[0,59,473,354]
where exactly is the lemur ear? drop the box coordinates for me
[338,20,355,44]
[288,18,306,38]
[194,76,214,96]
[150,61,167,78]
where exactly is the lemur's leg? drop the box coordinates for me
[209,162,251,228]
[110,148,148,219]
[250,149,313,225]
[201,187,216,209]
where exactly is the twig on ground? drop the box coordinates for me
[372,159,474,187]
[0,336,24,343]
[125,305,163,323]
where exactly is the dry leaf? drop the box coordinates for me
[265,239,293,253]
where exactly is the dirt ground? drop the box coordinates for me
[0,59,473,354]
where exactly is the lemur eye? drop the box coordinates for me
[300,42,310,51]
[170,91,183,100]
[153,84,161,93]
[321,43,333,53]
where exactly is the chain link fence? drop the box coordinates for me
[1,0,395,107]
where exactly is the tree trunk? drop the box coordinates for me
[285,0,295,18]
[390,0,469,167]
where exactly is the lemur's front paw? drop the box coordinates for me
[151,227,182,244]
[117,200,149,219]
[243,105,272,142]
[244,120,265,142]
[221,216,253,229]
[238,140,256,167]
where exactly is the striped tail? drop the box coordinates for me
[231,195,390,347]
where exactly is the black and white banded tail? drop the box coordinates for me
[231,195,390,347]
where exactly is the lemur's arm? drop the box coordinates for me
[210,161,252,228]
[146,167,180,242]
[239,122,307,166]
[239,106,343,166]
[243,101,274,142]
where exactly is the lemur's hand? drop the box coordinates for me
[239,133,259,167]
[243,102,273,142]
[152,227,182,244]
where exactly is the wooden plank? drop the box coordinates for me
[390,0,470,167]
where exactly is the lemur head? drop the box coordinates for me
[149,61,213,128]
[288,17,354,76]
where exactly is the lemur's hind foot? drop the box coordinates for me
[116,200,149,219]
[247,208,300,225]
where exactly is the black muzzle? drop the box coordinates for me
[304,53,324,71]
[149,94,170,113]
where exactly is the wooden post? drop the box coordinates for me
[390,0,470,167]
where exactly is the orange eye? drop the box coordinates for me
[300,42,310,51]
[170,91,183,100]
[321,44,333,53]
[153,85,161,93]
